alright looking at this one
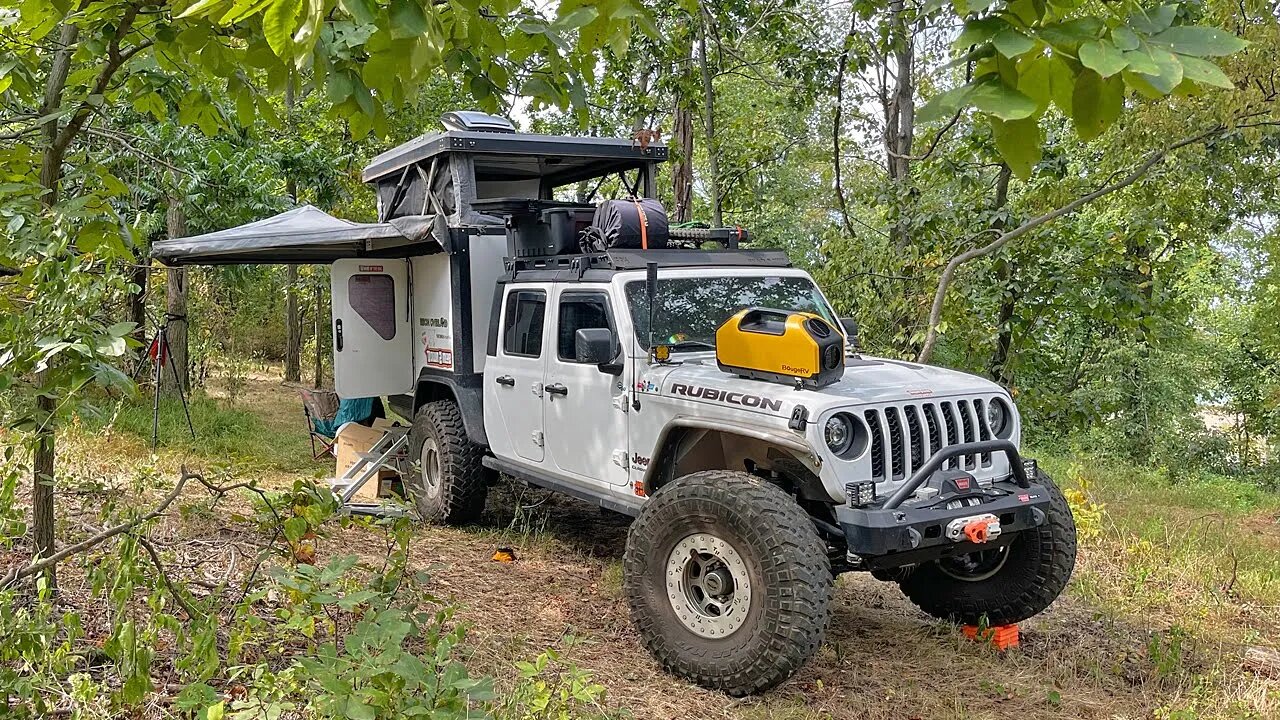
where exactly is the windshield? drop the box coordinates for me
[626,275,837,350]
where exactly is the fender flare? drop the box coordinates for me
[640,416,819,494]
[413,371,488,447]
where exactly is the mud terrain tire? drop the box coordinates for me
[896,470,1076,624]
[623,470,832,696]
[404,400,486,525]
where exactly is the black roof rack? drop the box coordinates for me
[503,248,792,282]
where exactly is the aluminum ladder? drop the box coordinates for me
[329,425,412,517]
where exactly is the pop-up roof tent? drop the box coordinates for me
[151,111,666,266]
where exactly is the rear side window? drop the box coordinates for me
[348,274,396,340]
[503,290,546,357]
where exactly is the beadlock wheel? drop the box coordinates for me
[665,533,752,638]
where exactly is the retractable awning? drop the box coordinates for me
[151,205,441,265]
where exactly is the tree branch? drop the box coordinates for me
[915,120,1277,363]
[1,467,199,588]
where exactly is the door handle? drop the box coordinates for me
[546,383,569,397]
[495,375,515,387]
[335,319,344,351]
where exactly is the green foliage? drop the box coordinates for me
[923,1,1249,176]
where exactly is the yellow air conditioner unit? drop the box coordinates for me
[715,308,845,389]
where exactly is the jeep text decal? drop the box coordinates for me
[670,383,784,412]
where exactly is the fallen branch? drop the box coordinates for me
[1243,646,1280,679]
[0,467,199,589]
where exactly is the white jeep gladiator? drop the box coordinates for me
[153,112,1077,696]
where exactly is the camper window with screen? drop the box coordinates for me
[348,274,397,341]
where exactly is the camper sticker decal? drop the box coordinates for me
[358,265,383,273]
[425,345,454,369]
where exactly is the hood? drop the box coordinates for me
[644,353,1006,414]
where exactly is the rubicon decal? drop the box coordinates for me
[670,383,784,412]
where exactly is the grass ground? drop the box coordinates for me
[19,368,1280,719]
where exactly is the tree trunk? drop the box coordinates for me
[884,0,915,249]
[671,102,695,223]
[313,278,324,388]
[29,21,82,591]
[161,200,189,394]
[128,255,149,357]
[984,165,1016,386]
[697,5,722,227]
[284,266,302,382]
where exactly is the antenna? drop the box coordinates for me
[633,261,659,412]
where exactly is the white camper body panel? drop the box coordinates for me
[331,259,414,398]
[468,233,507,372]
[410,253,457,376]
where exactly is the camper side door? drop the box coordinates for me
[331,259,414,398]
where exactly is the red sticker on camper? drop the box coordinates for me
[358,265,383,272]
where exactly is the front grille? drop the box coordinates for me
[863,399,995,482]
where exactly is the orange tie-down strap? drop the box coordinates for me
[632,199,649,250]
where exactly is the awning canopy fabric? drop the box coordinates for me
[151,205,441,265]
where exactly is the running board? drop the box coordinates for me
[482,456,644,516]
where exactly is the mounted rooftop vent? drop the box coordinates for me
[440,111,516,133]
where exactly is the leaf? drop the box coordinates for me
[1017,55,1052,113]
[1071,69,1123,141]
[991,117,1042,179]
[1078,40,1128,77]
[283,516,308,542]
[1178,55,1234,89]
[1038,17,1103,51]
[992,28,1035,58]
[969,79,1038,121]
[338,0,376,24]
[917,83,975,123]
[1111,26,1140,52]
[1127,4,1177,35]
[1150,26,1248,57]
[1047,54,1076,114]
[1131,47,1183,94]
[954,17,1005,49]
[389,0,428,39]
[554,7,598,31]
[263,0,301,56]
[132,91,167,121]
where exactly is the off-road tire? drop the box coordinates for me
[896,470,1076,624]
[623,470,832,696]
[404,400,486,525]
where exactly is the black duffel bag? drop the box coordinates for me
[586,198,669,251]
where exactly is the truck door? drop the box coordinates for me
[331,259,413,397]
[483,286,549,463]
[542,288,629,486]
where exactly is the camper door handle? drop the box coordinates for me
[335,319,344,351]
[495,375,515,387]
[546,383,569,397]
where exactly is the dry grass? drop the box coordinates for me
[9,367,1280,720]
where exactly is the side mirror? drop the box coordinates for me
[839,317,861,352]
[575,328,622,374]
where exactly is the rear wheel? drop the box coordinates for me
[623,470,832,696]
[404,400,487,525]
[896,470,1077,624]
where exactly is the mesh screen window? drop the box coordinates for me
[348,274,397,341]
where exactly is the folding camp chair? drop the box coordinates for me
[299,388,340,459]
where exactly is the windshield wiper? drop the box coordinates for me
[667,340,716,351]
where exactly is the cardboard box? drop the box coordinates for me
[335,419,399,501]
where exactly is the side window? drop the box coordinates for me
[502,290,546,357]
[348,274,396,340]
[557,293,613,362]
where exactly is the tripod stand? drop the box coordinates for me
[137,310,196,450]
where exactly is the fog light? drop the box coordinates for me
[845,480,876,508]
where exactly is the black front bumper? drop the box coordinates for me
[834,441,1052,571]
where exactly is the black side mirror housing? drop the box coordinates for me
[575,328,622,374]
[839,317,861,352]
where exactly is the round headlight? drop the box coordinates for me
[986,398,1011,438]
[824,415,853,455]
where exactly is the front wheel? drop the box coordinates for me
[623,470,832,696]
[896,470,1077,625]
